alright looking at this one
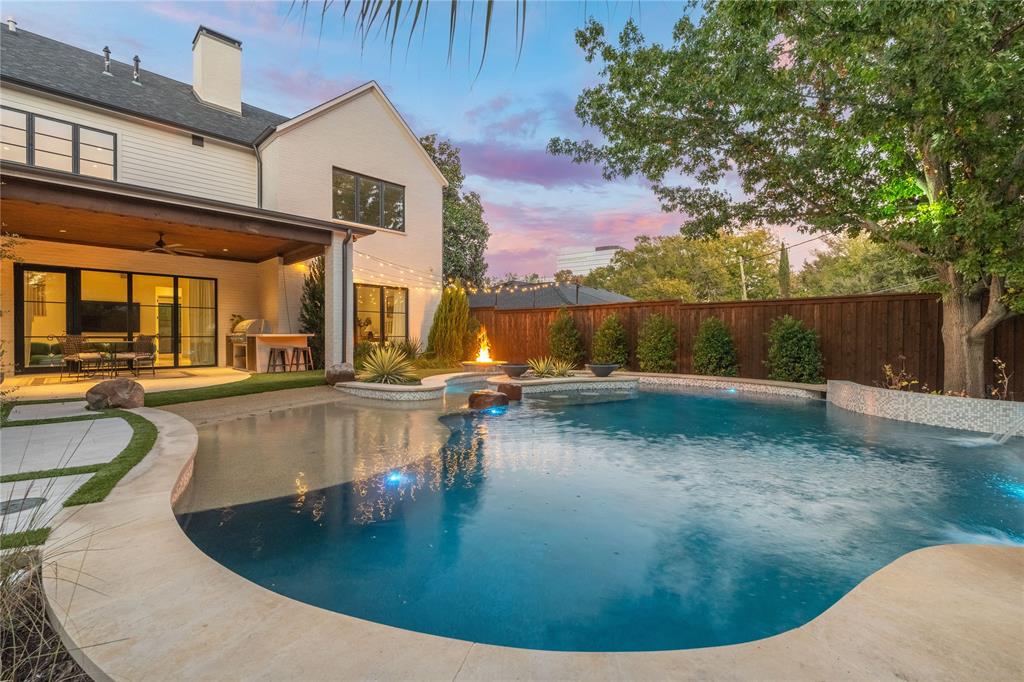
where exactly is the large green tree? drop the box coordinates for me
[583,229,780,302]
[796,235,935,298]
[421,134,491,286]
[551,1,1024,396]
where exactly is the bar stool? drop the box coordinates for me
[289,346,314,371]
[267,347,290,372]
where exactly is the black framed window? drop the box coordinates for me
[0,106,117,180]
[333,167,405,231]
[354,284,408,344]
[12,264,216,373]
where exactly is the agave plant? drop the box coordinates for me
[359,344,417,384]
[550,358,576,377]
[527,356,554,378]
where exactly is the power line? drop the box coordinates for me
[858,275,938,296]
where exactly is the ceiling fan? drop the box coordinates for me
[145,232,205,257]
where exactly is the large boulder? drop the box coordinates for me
[85,378,144,410]
[468,390,510,411]
[326,362,356,385]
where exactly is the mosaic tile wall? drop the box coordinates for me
[636,375,822,400]
[828,380,1024,436]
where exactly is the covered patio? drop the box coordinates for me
[0,164,370,381]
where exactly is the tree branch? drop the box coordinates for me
[992,17,1024,53]
[969,275,1013,340]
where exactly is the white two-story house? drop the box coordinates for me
[0,22,445,376]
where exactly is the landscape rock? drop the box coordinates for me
[468,389,510,410]
[326,362,356,384]
[85,378,144,410]
[497,384,522,401]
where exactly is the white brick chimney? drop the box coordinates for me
[192,26,242,113]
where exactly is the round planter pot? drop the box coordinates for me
[586,364,619,378]
[501,364,530,378]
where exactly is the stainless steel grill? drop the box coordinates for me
[228,318,270,344]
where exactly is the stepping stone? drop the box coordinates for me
[7,401,91,421]
[1,418,132,474]
[0,473,93,532]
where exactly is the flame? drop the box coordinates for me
[475,326,492,363]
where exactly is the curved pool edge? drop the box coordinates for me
[41,404,1024,681]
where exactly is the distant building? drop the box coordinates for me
[469,281,633,310]
[556,245,623,276]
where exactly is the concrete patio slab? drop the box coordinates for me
[1,417,132,473]
[6,400,90,421]
[1,473,92,532]
[3,367,249,401]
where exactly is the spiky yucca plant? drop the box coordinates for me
[550,358,576,377]
[527,356,555,377]
[359,345,417,384]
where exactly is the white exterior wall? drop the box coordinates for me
[256,257,307,335]
[259,88,444,345]
[556,246,623,276]
[0,239,264,373]
[0,86,258,206]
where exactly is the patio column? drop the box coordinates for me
[323,230,354,369]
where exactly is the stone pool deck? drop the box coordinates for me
[41,388,1023,681]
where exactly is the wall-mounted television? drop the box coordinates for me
[80,301,140,333]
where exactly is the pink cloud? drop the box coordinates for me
[465,95,512,123]
[259,67,364,109]
[459,140,606,186]
[146,2,300,42]
[482,200,682,276]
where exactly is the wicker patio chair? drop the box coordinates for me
[128,335,157,377]
[57,335,103,381]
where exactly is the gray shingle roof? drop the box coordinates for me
[469,283,633,310]
[0,28,288,145]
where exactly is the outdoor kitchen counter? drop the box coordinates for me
[228,333,313,373]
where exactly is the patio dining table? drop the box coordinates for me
[87,341,137,378]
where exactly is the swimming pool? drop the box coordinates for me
[176,388,1023,652]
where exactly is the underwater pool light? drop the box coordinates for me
[724,387,738,394]
[386,472,404,485]
[482,405,508,416]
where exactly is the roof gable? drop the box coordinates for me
[262,81,448,187]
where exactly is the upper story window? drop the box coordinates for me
[332,167,405,232]
[1,106,116,180]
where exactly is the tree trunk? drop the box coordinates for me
[940,270,1013,397]
[941,291,986,396]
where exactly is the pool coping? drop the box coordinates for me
[41,401,1024,681]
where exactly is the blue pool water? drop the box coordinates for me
[177,389,1023,651]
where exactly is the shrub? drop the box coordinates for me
[427,285,470,363]
[297,256,325,369]
[636,313,678,373]
[527,356,555,377]
[591,313,628,366]
[692,317,739,377]
[549,307,585,365]
[353,341,375,370]
[764,315,824,383]
[463,316,482,359]
[359,345,417,384]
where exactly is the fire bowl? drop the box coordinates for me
[585,364,620,378]
[500,364,530,378]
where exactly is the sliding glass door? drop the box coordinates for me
[13,264,217,373]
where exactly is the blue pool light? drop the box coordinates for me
[724,388,738,394]
[995,478,1024,501]
[386,472,404,485]
[482,405,508,416]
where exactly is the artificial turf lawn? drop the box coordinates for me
[0,527,51,549]
[143,370,325,406]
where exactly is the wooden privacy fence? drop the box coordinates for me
[471,293,1023,396]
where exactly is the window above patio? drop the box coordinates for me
[332,167,405,232]
[1,106,116,180]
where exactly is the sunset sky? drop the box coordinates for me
[3,1,816,276]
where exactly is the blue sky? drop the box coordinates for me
[2,1,812,276]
